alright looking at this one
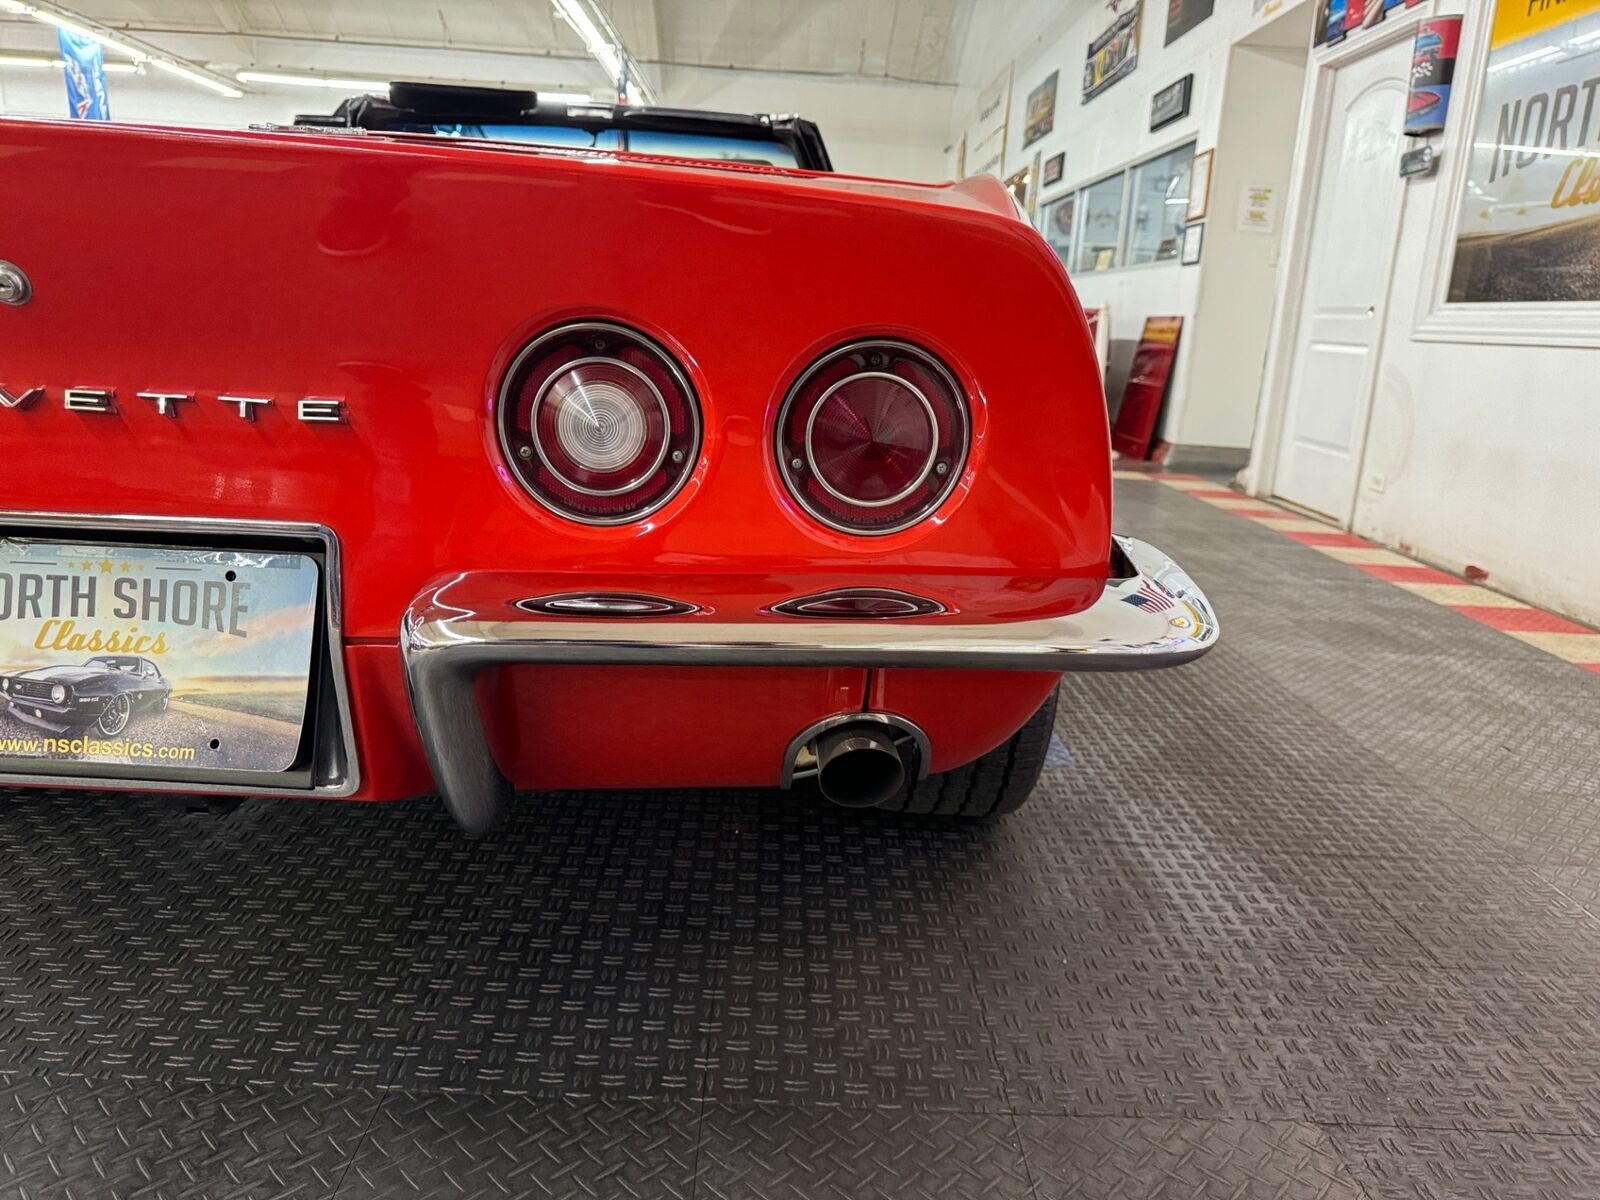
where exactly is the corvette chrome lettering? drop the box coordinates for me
[0,384,346,423]
[138,391,191,417]
[0,384,42,410]
[63,388,116,414]
[220,395,272,420]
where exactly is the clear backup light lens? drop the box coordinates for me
[500,322,700,524]
[777,340,968,535]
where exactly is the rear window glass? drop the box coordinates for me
[411,123,797,167]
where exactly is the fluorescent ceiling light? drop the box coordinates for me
[236,70,388,90]
[550,0,653,103]
[149,56,241,96]
[552,0,621,81]
[0,0,243,96]
[0,51,136,71]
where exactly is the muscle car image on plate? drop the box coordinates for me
[1,656,170,736]
[0,84,1219,834]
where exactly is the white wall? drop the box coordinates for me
[657,63,951,179]
[1244,2,1600,625]
[0,26,953,180]
[947,0,1313,451]
[1178,28,1310,454]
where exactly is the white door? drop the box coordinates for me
[1273,41,1409,521]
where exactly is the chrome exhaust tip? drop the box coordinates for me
[782,713,929,810]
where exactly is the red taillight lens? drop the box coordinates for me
[500,322,700,524]
[777,341,968,535]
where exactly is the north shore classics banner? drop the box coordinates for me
[1448,0,1600,303]
[0,542,319,774]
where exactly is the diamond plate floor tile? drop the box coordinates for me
[1048,648,1503,864]
[699,818,1007,1110]
[0,476,1593,1194]
[0,793,470,1088]
[1536,865,1600,919]
[1017,1115,1365,1199]
[0,1073,375,1199]
[1326,1124,1600,1200]
[1345,857,1600,975]
[378,791,732,1101]
[339,1093,700,1199]
[981,955,1600,1132]
[696,1104,1029,1200]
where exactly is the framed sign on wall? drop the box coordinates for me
[1446,0,1600,304]
[1023,70,1059,147]
[1165,0,1214,46]
[1084,3,1142,102]
[1042,152,1065,186]
[1186,148,1213,221]
[1181,222,1204,265]
[1151,75,1193,130]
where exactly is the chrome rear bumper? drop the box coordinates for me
[401,536,1218,833]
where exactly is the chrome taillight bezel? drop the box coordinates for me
[498,321,702,526]
[774,339,970,536]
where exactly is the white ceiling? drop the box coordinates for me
[28,0,969,86]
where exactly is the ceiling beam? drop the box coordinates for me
[551,0,656,104]
[0,0,246,95]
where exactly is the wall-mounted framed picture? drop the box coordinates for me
[1165,0,1215,45]
[1083,2,1142,102]
[1186,147,1214,221]
[1447,0,1600,303]
[1023,70,1059,147]
[1181,221,1204,265]
[1042,152,1065,186]
[1151,74,1193,130]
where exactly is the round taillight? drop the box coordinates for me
[499,322,700,524]
[776,340,968,535]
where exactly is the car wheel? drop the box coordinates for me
[881,687,1059,818]
[96,693,131,737]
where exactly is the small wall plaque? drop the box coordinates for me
[1151,74,1193,131]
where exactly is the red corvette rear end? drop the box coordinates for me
[0,117,1216,831]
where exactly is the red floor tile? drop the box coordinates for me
[1451,606,1599,635]
[1232,508,1293,520]
[1283,530,1371,548]
[1355,563,1461,585]
[1186,488,1244,500]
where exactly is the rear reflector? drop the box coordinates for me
[517,592,699,617]
[768,588,946,619]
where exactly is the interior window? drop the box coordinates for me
[1041,192,1077,269]
[1077,173,1126,273]
[1125,143,1195,266]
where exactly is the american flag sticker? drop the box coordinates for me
[1123,580,1174,612]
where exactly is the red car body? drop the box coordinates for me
[0,117,1215,830]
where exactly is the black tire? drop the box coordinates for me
[881,687,1059,818]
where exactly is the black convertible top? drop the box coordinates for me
[294,81,833,172]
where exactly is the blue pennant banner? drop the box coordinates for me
[57,28,111,120]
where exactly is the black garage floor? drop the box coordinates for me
[2,477,1600,1198]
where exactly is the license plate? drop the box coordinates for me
[0,540,320,774]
